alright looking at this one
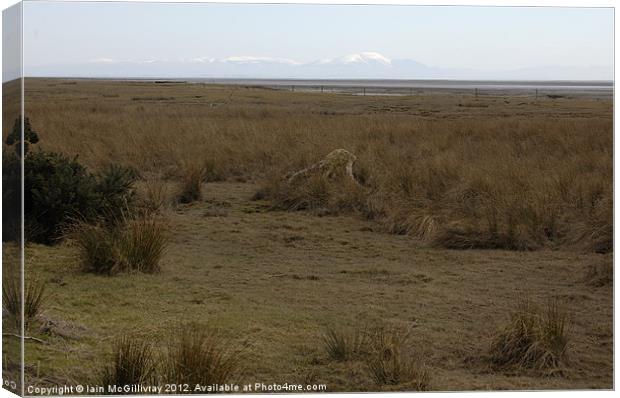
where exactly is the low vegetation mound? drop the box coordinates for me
[489,298,570,376]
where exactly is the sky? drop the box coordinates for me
[3,1,615,80]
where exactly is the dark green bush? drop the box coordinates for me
[24,150,101,243]
[96,164,139,220]
[2,117,138,244]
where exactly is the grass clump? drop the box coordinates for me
[116,214,168,274]
[177,165,204,204]
[489,298,570,375]
[266,173,366,216]
[70,213,167,275]
[321,326,367,361]
[100,335,156,389]
[2,272,47,328]
[365,326,430,390]
[161,323,242,386]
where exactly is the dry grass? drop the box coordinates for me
[365,325,430,390]
[177,164,205,204]
[14,181,613,390]
[21,79,611,253]
[136,175,174,214]
[584,257,613,287]
[489,298,570,375]
[161,323,242,386]
[69,213,168,275]
[100,335,156,389]
[322,326,368,361]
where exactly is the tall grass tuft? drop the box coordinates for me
[162,323,242,385]
[70,212,168,275]
[489,298,570,375]
[71,222,117,274]
[364,326,430,390]
[321,326,367,361]
[24,278,47,325]
[116,214,168,274]
[137,176,172,214]
[177,165,204,204]
[2,272,20,324]
[2,272,47,328]
[100,335,156,389]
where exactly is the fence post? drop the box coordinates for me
[363,87,366,96]
[475,88,478,98]
[535,88,538,100]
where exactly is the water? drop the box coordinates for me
[180,78,612,98]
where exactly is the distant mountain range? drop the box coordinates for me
[25,52,613,81]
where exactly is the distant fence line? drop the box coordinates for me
[246,84,609,99]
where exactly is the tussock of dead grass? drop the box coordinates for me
[489,298,570,376]
[268,174,366,216]
[365,325,430,390]
[136,175,173,214]
[177,164,205,204]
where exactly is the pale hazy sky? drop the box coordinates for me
[3,1,615,79]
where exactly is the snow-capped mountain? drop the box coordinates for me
[316,52,392,66]
[25,52,613,81]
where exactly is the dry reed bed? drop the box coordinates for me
[22,79,612,252]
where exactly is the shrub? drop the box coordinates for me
[95,164,139,219]
[177,166,204,204]
[364,326,430,390]
[70,213,167,275]
[2,150,21,242]
[162,323,241,385]
[322,326,367,362]
[3,117,137,244]
[489,298,570,375]
[100,335,156,389]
